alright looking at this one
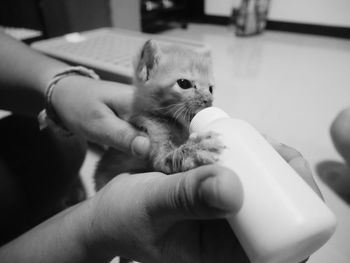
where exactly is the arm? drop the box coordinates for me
[0,31,150,154]
[0,144,317,263]
[0,165,241,263]
[0,31,68,116]
[0,201,98,263]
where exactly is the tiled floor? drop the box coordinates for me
[81,24,350,263]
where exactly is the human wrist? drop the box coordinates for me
[32,61,71,102]
[62,197,114,263]
[79,195,122,262]
[37,66,99,131]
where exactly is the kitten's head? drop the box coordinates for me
[133,40,214,125]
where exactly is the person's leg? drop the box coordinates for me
[330,107,350,166]
[0,115,87,245]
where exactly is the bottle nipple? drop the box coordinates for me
[190,107,230,133]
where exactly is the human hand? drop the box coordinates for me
[265,135,322,198]
[85,165,245,263]
[51,76,150,157]
[83,140,319,263]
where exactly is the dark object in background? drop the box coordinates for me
[141,0,187,33]
[40,0,111,37]
[232,0,270,36]
[0,0,45,43]
[0,0,188,38]
[110,0,141,31]
[0,0,112,38]
[0,0,43,31]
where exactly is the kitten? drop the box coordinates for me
[94,40,224,190]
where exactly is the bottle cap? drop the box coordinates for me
[190,107,230,133]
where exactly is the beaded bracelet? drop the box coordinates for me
[37,66,100,132]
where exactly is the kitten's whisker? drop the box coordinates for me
[177,103,188,123]
[157,103,179,111]
[172,104,183,122]
[185,108,193,123]
[158,101,191,124]
[173,104,184,122]
[166,104,181,117]
[157,102,183,116]
[165,101,183,109]
[182,107,189,123]
[186,108,192,123]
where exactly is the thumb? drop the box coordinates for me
[147,165,243,222]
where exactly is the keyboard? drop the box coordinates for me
[31,28,207,83]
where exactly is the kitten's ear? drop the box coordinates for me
[134,40,161,82]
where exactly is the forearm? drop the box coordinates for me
[0,31,69,116]
[0,200,100,263]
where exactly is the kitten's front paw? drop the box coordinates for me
[182,131,225,170]
[153,132,225,174]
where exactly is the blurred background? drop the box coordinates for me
[1,1,350,263]
[1,0,350,39]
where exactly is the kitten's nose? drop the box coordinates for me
[203,97,213,106]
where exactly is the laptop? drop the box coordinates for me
[31,28,207,83]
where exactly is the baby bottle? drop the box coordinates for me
[190,107,337,263]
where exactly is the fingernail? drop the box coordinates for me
[303,159,311,171]
[201,173,243,215]
[131,136,150,158]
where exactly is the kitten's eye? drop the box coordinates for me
[209,85,214,94]
[177,79,193,89]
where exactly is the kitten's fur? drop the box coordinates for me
[94,40,224,190]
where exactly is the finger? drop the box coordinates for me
[288,155,324,199]
[263,135,298,163]
[102,82,136,120]
[145,165,243,223]
[265,135,323,198]
[92,114,150,157]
